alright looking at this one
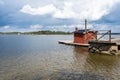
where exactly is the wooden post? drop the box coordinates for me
[85,19,87,34]
[109,30,111,42]
[85,19,87,40]
[96,31,98,41]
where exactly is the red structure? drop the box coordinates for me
[74,27,97,44]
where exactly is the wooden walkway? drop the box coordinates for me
[58,40,89,47]
[58,39,120,55]
[88,38,120,55]
[112,38,120,45]
[58,38,120,47]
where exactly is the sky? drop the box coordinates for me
[0,0,120,32]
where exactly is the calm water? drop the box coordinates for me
[0,35,120,80]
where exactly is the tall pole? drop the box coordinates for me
[85,19,87,40]
[109,30,111,42]
[85,19,87,34]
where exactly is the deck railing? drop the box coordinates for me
[95,30,111,42]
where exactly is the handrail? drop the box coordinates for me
[96,30,111,42]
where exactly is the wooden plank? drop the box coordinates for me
[89,40,116,45]
[58,40,89,47]
[88,40,119,55]
[112,38,120,45]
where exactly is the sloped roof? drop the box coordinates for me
[74,29,90,33]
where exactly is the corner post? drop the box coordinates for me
[85,19,87,34]
[109,30,111,42]
[84,19,87,41]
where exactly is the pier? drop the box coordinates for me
[88,30,120,55]
[58,19,120,55]
[58,40,89,47]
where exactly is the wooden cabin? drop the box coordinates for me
[74,27,97,44]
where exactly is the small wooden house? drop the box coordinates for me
[74,27,97,44]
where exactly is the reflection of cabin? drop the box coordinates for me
[74,27,97,44]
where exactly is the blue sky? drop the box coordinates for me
[0,0,120,32]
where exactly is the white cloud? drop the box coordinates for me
[0,25,12,32]
[20,4,57,15]
[3,26,10,29]
[20,0,120,20]
[44,24,93,32]
[68,0,119,20]
[0,26,14,32]
[0,25,43,32]
[53,2,76,19]
[30,24,42,30]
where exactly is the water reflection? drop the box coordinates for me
[73,46,120,80]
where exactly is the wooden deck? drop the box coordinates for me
[58,38,120,55]
[58,38,120,47]
[88,39,120,55]
[58,40,89,47]
[112,38,120,45]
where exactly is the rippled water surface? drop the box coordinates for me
[0,35,120,80]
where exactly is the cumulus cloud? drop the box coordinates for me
[68,0,119,20]
[20,0,119,20]
[0,25,43,32]
[0,25,30,32]
[42,23,93,32]
[0,26,14,32]
[20,4,57,15]
[53,2,76,19]
[2,26,10,29]
[30,24,43,30]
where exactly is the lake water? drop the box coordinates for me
[0,35,120,80]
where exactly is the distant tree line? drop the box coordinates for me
[0,30,72,35]
[24,30,72,35]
